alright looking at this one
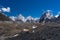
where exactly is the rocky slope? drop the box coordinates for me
[0,12,12,21]
[4,22,60,40]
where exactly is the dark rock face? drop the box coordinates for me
[39,10,54,23]
[56,15,60,22]
[0,12,12,21]
[39,11,60,23]
[6,26,60,40]
[39,10,60,23]
[39,12,46,23]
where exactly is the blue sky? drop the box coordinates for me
[0,0,60,17]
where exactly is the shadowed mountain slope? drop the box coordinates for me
[0,12,12,21]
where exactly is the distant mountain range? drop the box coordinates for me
[0,10,60,23]
[9,14,39,23]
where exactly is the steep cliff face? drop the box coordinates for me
[39,10,54,23]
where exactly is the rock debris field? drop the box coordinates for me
[0,22,60,40]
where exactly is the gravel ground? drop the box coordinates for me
[6,26,60,40]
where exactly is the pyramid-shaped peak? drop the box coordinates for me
[27,16,34,20]
[18,14,25,19]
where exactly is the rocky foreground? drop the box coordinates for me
[6,26,60,40]
[0,22,60,40]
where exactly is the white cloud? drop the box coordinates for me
[2,7,10,12]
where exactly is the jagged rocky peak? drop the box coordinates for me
[44,10,53,19]
[39,10,54,23]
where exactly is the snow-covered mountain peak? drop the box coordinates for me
[26,16,34,20]
[18,14,24,19]
[39,10,54,23]
[17,14,26,22]
[45,10,53,19]
[18,14,24,18]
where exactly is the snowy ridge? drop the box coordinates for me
[10,14,39,22]
[55,11,60,18]
[9,10,60,23]
[17,14,25,22]
[9,16,17,21]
